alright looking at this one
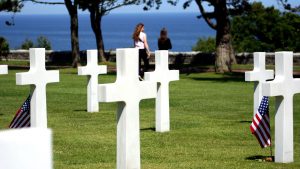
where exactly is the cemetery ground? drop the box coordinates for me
[1,67,300,168]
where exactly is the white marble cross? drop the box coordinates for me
[98,48,156,169]
[144,50,179,132]
[0,128,53,169]
[78,50,107,112]
[16,48,59,128]
[245,52,274,116]
[262,51,300,163]
[0,65,8,74]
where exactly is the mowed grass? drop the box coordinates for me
[1,68,300,169]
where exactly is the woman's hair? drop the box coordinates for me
[132,23,144,42]
[158,28,168,42]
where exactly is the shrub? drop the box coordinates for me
[192,37,216,53]
[21,38,34,49]
[20,36,52,50]
[0,36,10,60]
[36,36,51,50]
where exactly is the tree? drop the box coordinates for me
[28,0,81,67]
[0,0,23,26]
[78,0,138,62]
[231,2,300,52]
[279,0,300,12]
[0,0,22,12]
[180,0,252,72]
[144,0,299,72]
[0,37,10,60]
[1,0,81,67]
[143,0,251,73]
[64,0,81,67]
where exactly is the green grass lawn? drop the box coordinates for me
[1,69,300,169]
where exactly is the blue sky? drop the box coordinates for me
[4,0,300,15]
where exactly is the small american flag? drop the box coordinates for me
[250,96,271,148]
[9,95,31,128]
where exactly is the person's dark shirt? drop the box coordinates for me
[158,38,172,50]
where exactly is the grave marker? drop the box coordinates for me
[262,51,300,163]
[0,65,8,74]
[245,52,274,116]
[144,50,179,132]
[16,48,59,128]
[78,50,107,112]
[0,128,52,169]
[98,48,156,169]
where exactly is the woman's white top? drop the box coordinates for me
[134,32,146,49]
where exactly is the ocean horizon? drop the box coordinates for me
[0,13,215,52]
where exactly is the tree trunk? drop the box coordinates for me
[215,0,234,73]
[70,12,81,67]
[65,0,81,68]
[96,17,106,62]
[89,7,106,62]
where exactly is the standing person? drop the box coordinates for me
[158,28,172,50]
[132,23,151,79]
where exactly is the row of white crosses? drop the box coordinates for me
[0,48,58,169]
[79,48,179,168]
[78,49,179,132]
[0,48,178,169]
[246,51,300,163]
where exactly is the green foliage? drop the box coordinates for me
[192,37,216,53]
[231,2,300,52]
[36,36,52,50]
[0,0,22,12]
[20,38,34,50]
[20,36,52,50]
[0,36,10,59]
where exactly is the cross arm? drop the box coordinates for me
[16,70,59,85]
[291,79,300,94]
[145,70,179,82]
[45,70,59,84]
[262,80,284,97]
[97,65,107,74]
[78,67,89,76]
[16,72,38,85]
[245,70,273,82]
[0,65,8,74]
[169,70,180,81]
[98,83,124,102]
[78,65,107,76]
[137,82,157,100]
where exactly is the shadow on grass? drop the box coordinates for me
[140,127,155,131]
[189,72,245,82]
[294,74,300,78]
[240,120,252,123]
[74,109,87,112]
[246,155,274,162]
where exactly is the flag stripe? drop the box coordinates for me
[11,109,28,128]
[250,96,271,148]
[253,131,264,147]
[9,95,31,128]
[8,109,22,127]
